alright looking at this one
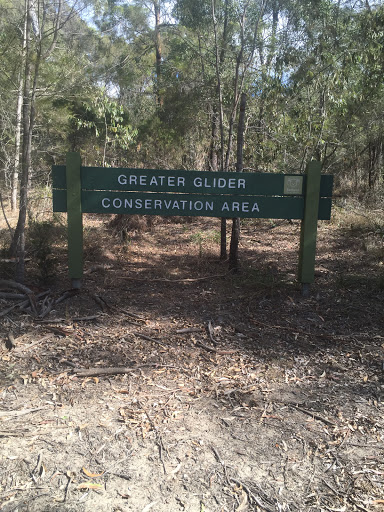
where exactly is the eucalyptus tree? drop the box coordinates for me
[172,0,270,258]
[272,0,384,198]
[0,0,27,211]
[7,0,95,282]
[70,89,137,166]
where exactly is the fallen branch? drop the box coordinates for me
[133,332,166,347]
[287,404,337,427]
[0,303,19,317]
[0,293,25,300]
[195,340,236,355]
[0,290,50,318]
[0,279,34,295]
[92,294,113,313]
[54,289,79,306]
[116,307,146,321]
[39,297,54,319]
[72,366,138,377]
[176,327,202,334]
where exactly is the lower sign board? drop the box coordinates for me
[53,190,332,220]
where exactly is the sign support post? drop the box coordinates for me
[66,152,83,289]
[298,161,322,296]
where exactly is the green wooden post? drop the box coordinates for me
[298,161,322,295]
[66,152,83,289]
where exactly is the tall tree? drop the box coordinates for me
[9,0,85,281]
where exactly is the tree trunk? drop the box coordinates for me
[11,1,28,211]
[211,0,229,259]
[229,92,247,271]
[154,0,162,107]
[209,110,218,172]
[9,0,32,282]
[12,74,24,212]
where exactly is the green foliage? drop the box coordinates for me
[0,0,383,205]
[69,90,137,166]
[190,229,220,257]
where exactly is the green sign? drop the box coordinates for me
[53,165,333,198]
[52,153,333,288]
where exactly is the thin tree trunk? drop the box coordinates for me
[11,1,28,211]
[211,0,225,174]
[103,110,108,167]
[229,92,247,271]
[212,0,229,259]
[12,77,23,212]
[9,0,65,282]
[209,111,218,172]
[154,0,162,107]
[10,0,32,282]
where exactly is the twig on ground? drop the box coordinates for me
[54,289,79,306]
[110,472,131,481]
[289,404,337,427]
[211,446,231,486]
[176,327,202,334]
[0,290,50,318]
[140,402,167,474]
[64,472,73,502]
[39,297,54,319]
[321,478,344,496]
[92,294,113,313]
[229,478,275,512]
[72,366,137,377]
[133,332,166,348]
[116,307,146,321]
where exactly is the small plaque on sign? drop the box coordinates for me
[284,176,303,195]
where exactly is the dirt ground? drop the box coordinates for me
[1,210,384,512]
